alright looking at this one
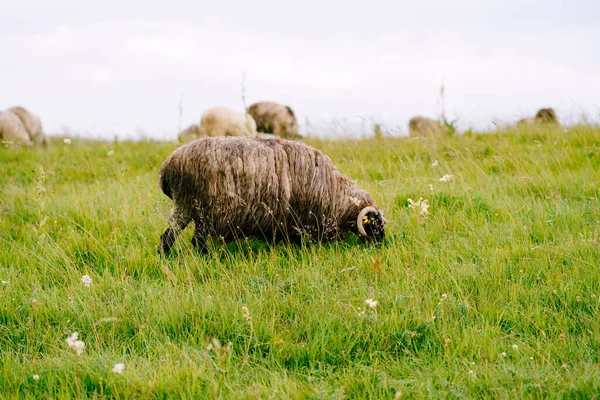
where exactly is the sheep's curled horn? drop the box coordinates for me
[356,206,388,237]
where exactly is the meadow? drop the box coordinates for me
[1,125,600,399]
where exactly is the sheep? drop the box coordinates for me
[517,107,560,128]
[199,107,257,138]
[0,110,32,147]
[408,116,444,137]
[158,136,386,255]
[178,123,202,144]
[8,106,49,146]
[247,101,300,139]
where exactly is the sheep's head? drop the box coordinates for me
[356,206,386,242]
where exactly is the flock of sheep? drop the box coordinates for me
[0,101,560,147]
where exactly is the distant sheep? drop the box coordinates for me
[8,106,49,146]
[517,107,560,128]
[199,107,257,137]
[248,101,299,139]
[179,123,202,144]
[408,116,444,137]
[0,110,32,147]
[158,136,386,255]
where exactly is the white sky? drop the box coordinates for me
[1,0,599,139]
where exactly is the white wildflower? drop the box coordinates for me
[107,149,115,157]
[440,293,448,301]
[63,138,72,144]
[66,332,85,356]
[439,174,454,183]
[431,160,439,168]
[112,363,125,374]
[468,370,476,378]
[81,275,92,288]
[512,344,519,351]
[33,374,40,381]
[407,198,430,218]
[2,280,8,285]
[428,184,434,191]
[499,351,507,358]
[364,298,378,308]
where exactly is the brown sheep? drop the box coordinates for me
[517,107,560,127]
[247,101,299,139]
[158,137,386,255]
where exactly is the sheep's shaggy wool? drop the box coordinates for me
[158,137,385,254]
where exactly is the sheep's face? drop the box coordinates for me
[358,209,386,242]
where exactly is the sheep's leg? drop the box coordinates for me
[159,208,192,255]
[191,218,209,254]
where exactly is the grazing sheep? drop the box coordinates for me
[0,110,32,147]
[535,108,559,125]
[179,123,202,144]
[199,107,257,137]
[248,101,300,139]
[158,137,386,255]
[8,106,49,146]
[517,107,560,128]
[408,116,444,137]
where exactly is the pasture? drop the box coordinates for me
[1,126,600,398]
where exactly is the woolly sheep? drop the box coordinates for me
[199,107,257,138]
[248,101,300,139]
[8,106,49,146]
[517,107,560,128]
[0,110,32,147]
[158,136,387,255]
[408,116,444,137]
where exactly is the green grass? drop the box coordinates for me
[1,126,600,399]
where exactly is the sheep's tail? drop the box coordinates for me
[158,166,173,199]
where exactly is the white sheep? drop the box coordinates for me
[0,110,32,147]
[199,107,257,138]
[8,106,49,146]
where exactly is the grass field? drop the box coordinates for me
[1,126,600,398]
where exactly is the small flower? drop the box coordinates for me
[32,374,40,381]
[428,184,434,191]
[499,352,507,358]
[81,275,92,288]
[107,149,115,157]
[112,363,125,374]
[431,160,439,168]
[242,305,252,323]
[32,299,38,307]
[439,174,454,183]
[63,138,72,144]
[468,370,476,378]
[1,280,7,285]
[358,310,366,317]
[440,293,448,302]
[66,332,85,356]
[512,344,519,351]
[407,198,430,219]
[364,298,378,308]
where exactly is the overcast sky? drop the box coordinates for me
[1,0,599,139]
